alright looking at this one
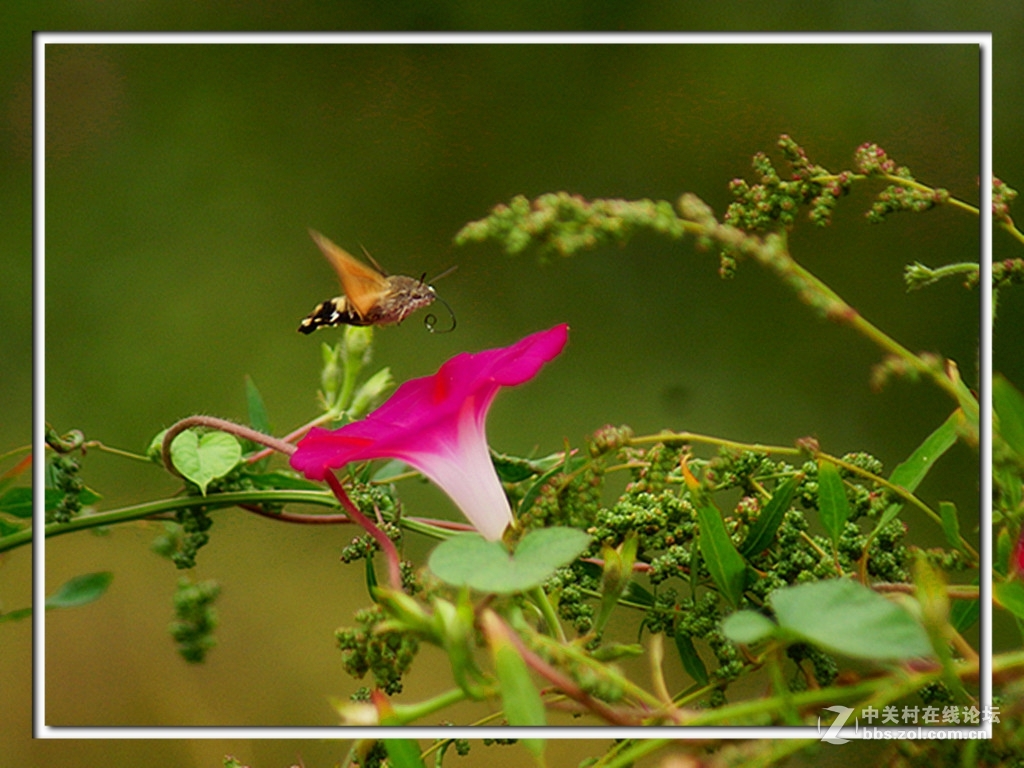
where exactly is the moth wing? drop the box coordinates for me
[308,229,389,318]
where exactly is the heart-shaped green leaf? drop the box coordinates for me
[170,430,243,495]
[428,527,591,594]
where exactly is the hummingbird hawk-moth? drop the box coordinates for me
[298,229,455,334]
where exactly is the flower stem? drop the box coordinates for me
[324,470,403,591]
[527,586,566,642]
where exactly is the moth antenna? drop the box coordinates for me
[429,264,458,283]
[424,294,457,334]
[358,243,388,275]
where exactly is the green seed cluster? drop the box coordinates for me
[547,564,599,634]
[340,521,403,564]
[867,184,949,223]
[454,192,688,260]
[335,605,420,695]
[993,177,1019,225]
[48,455,84,524]
[171,506,213,569]
[723,136,851,234]
[169,577,220,663]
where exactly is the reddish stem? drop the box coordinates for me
[324,470,403,591]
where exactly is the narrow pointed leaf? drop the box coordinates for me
[673,632,709,686]
[740,474,800,557]
[816,459,849,546]
[45,572,113,609]
[383,739,427,768]
[938,501,964,553]
[877,410,960,529]
[994,581,1024,622]
[696,500,747,607]
[995,375,1024,459]
[480,610,546,755]
[245,375,272,436]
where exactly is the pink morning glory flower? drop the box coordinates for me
[290,324,569,541]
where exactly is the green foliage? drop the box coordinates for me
[20,135,1018,766]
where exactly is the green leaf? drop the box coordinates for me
[428,527,591,594]
[877,410,960,528]
[721,609,778,645]
[995,375,1024,459]
[816,459,849,546]
[371,459,410,483]
[491,449,566,483]
[383,739,427,768]
[245,375,272,435]
[493,643,547,731]
[517,452,589,515]
[623,581,655,607]
[45,572,113,609]
[673,632,710,686]
[951,596,980,633]
[996,528,1012,577]
[889,410,961,491]
[244,375,272,471]
[1,487,33,518]
[995,581,1024,622]
[696,500,747,607]
[0,517,25,536]
[0,606,33,623]
[350,366,395,418]
[170,430,243,495]
[740,474,801,557]
[769,579,932,661]
[938,501,963,553]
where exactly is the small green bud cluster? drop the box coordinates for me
[723,136,851,234]
[47,454,84,524]
[335,604,421,695]
[169,577,220,663]
[454,192,687,259]
[992,257,1024,291]
[547,564,599,634]
[340,521,403,564]
[338,482,402,563]
[854,143,913,178]
[867,184,949,223]
[171,507,213,570]
[992,177,1019,225]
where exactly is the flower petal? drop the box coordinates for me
[291,324,568,540]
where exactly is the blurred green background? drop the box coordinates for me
[4,7,1022,768]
